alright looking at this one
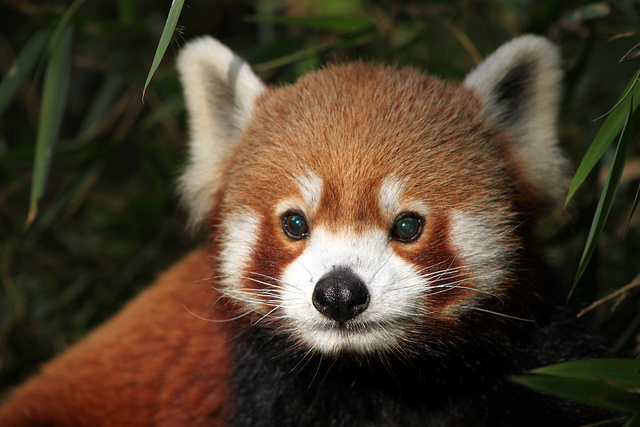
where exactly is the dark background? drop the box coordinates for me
[1,0,639,395]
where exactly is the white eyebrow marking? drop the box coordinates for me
[296,171,323,210]
[378,177,405,217]
[378,176,429,219]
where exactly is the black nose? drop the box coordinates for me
[312,268,369,322]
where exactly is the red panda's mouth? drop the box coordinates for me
[286,313,422,356]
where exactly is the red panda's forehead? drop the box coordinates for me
[225,63,513,218]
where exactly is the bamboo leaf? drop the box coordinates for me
[514,359,640,421]
[532,359,640,383]
[594,75,639,121]
[0,29,50,116]
[142,0,184,101]
[570,95,634,296]
[619,41,640,65]
[26,26,73,228]
[48,0,85,53]
[513,375,636,413]
[565,76,640,205]
[78,74,125,136]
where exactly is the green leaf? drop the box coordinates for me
[570,95,635,296]
[532,359,640,384]
[142,0,184,101]
[0,29,50,116]
[513,375,638,413]
[26,26,73,228]
[248,15,376,33]
[514,359,640,421]
[47,0,84,53]
[78,74,125,136]
[594,75,639,121]
[565,75,640,205]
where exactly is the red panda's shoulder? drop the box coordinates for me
[0,249,233,427]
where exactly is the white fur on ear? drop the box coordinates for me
[177,36,266,227]
[464,35,567,200]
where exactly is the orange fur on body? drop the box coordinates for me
[0,250,233,426]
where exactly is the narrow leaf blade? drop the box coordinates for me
[619,41,640,65]
[142,0,184,100]
[515,359,640,423]
[513,375,634,412]
[565,77,640,205]
[570,96,634,295]
[26,26,73,227]
[0,29,50,116]
[532,359,640,383]
[78,74,125,136]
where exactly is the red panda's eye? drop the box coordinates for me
[282,212,309,240]
[391,213,422,242]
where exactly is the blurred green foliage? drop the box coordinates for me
[1,0,640,413]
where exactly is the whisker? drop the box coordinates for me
[461,306,534,322]
[251,304,283,325]
[179,302,252,323]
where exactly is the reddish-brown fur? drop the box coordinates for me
[0,250,233,426]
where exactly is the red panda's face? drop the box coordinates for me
[213,65,528,355]
[177,36,565,356]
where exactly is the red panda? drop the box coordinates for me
[0,35,619,426]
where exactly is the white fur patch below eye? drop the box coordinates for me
[448,211,513,292]
[277,227,426,355]
[219,209,261,311]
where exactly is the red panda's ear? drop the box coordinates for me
[177,37,266,228]
[464,35,567,201]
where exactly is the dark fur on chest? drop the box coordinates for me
[229,282,615,427]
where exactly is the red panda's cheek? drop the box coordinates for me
[390,209,516,321]
[388,213,466,318]
[240,213,307,313]
[447,210,517,293]
[427,209,519,320]
[390,210,450,268]
[216,207,303,316]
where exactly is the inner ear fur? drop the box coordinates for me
[177,36,266,228]
[464,35,568,201]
